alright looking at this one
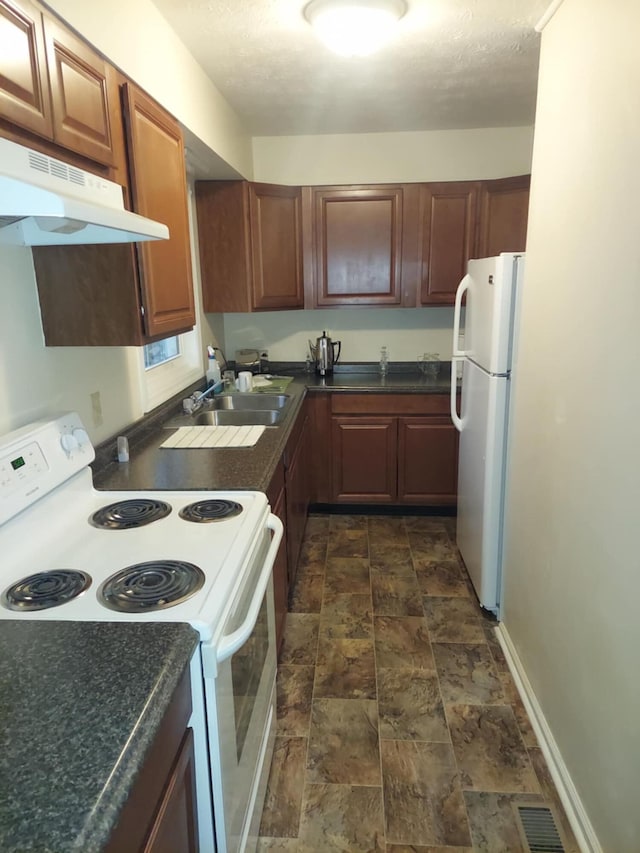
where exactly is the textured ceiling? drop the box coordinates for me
[150,0,549,136]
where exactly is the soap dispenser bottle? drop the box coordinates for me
[206,349,221,386]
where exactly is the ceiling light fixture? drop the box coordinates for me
[304,0,407,57]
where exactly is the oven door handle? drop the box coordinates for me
[216,514,283,665]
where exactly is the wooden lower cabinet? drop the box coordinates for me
[331,417,397,502]
[328,393,458,506]
[284,411,310,587]
[397,417,458,504]
[267,403,312,655]
[267,460,288,654]
[105,664,198,853]
[143,728,198,853]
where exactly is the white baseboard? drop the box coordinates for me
[495,623,602,853]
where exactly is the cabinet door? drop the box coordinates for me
[420,182,479,305]
[306,392,331,503]
[122,82,195,339]
[143,728,198,853]
[0,0,52,137]
[196,181,252,313]
[267,461,288,655]
[249,182,303,310]
[312,186,405,306]
[332,417,397,502]
[43,15,117,166]
[285,415,310,586]
[397,417,458,504]
[477,175,530,257]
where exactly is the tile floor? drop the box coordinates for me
[258,514,580,853]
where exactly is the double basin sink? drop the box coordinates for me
[166,393,290,428]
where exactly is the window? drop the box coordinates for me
[139,327,202,412]
[144,337,180,369]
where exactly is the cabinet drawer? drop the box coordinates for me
[331,393,450,416]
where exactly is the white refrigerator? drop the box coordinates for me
[450,252,525,617]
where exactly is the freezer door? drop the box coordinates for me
[456,359,509,613]
[464,253,522,375]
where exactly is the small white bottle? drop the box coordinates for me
[206,353,221,386]
[379,346,389,376]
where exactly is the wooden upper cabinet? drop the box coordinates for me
[418,176,530,306]
[196,181,303,313]
[122,81,195,339]
[32,80,194,347]
[309,184,419,307]
[250,183,304,309]
[0,0,119,167]
[477,175,530,258]
[420,182,479,305]
[0,0,52,138]
[43,15,117,166]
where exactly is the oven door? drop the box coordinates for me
[202,514,283,853]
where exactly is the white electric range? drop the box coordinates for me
[0,412,283,853]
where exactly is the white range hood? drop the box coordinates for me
[0,138,169,246]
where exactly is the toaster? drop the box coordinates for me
[235,348,261,373]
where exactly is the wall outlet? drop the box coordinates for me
[90,391,103,427]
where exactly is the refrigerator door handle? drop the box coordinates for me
[450,357,463,431]
[453,274,471,356]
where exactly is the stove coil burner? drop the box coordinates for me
[2,570,92,612]
[90,499,172,530]
[179,499,243,523]
[100,560,205,612]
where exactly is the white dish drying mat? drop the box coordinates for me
[161,425,265,449]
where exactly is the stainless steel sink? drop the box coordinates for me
[163,391,290,430]
[205,394,289,411]
[192,410,281,426]
[164,408,283,429]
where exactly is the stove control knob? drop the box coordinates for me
[60,433,79,454]
[73,428,90,448]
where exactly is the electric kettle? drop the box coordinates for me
[309,331,341,376]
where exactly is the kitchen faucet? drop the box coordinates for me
[182,381,220,414]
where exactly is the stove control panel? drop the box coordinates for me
[0,412,95,526]
[0,441,47,491]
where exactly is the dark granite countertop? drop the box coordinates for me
[93,364,455,494]
[0,621,198,853]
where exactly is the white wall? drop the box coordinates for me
[42,0,253,179]
[0,245,143,441]
[252,126,534,185]
[223,308,454,365]
[502,0,640,849]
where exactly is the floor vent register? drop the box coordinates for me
[514,803,566,853]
